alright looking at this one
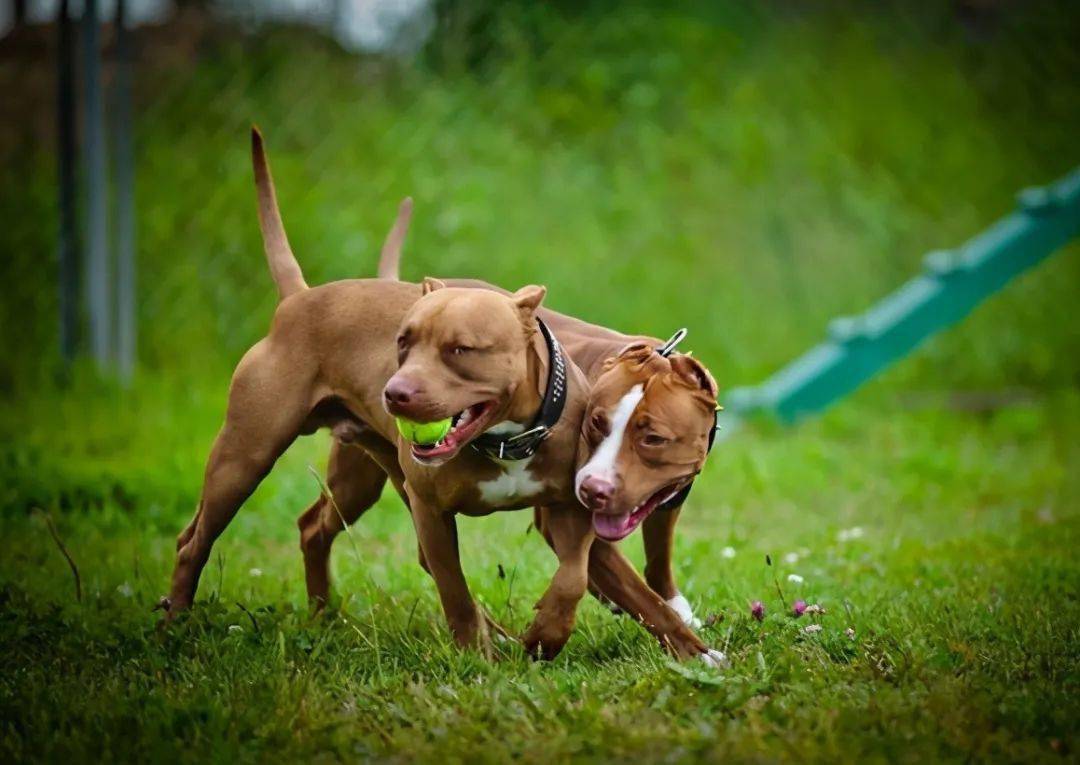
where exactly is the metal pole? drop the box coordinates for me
[81,0,112,370]
[57,0,79,363]
[114,0,136,382]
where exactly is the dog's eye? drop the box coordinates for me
[590,411,610,437]
[451,345,474,356]
[642,432,670,448]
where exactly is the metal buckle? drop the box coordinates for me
[503,425,549,445]
[657,328,688,357]
[493,425,549,459]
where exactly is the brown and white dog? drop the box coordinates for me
[369,199,717,631]
[165,129,721,664]
[320,201,721,631]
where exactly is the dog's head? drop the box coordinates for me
[574,343,718,541]
[384,278,546,465]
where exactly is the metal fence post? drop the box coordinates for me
[114,0,136,382]
[57,0,79,363]
[81,0,112,370]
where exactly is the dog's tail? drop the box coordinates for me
[251,126,308,301]
[376,197,413,280]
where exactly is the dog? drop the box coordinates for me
[166,129,721,664]
[366,201,720,629]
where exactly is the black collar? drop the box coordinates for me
[654,328,719,512]
[470,318,567,461]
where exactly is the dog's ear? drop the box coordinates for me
[669,353,719,401]
[421,277,446,295]
[512,284,546,316]
[601,342,654,372]
[617,342,653,358]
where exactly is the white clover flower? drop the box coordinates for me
[787,573,804,584]
[803,624,822,634]
[721,546,736,559]
[116,583,133,598]
[837,527,865,542]
[228,624,243,634]
[783,552,800,564]
[249,568,263,577]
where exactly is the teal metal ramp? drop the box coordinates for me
[723,167,1080,430]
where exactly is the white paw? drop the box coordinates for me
[666,593,702,629]
[698,648,728,669]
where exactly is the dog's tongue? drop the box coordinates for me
[592,511,633,540]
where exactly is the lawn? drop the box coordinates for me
[1,2,1078,762]
[2,385,1077,762]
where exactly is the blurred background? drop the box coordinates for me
[2,3,1079,759]
[1,0,1078,518]
[2,0,1079,518]
[3,0,1078,381]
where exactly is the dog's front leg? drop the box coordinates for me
[641,504,700,628]
[408,496,490,656]
[522,504,593,660]
[642,505,680,599]
[415,543,511,642]
[588,539,724,666]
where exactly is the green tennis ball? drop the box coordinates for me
[395,416,453,446]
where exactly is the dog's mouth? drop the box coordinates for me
[591,479,690,542]
[410,400,498,464]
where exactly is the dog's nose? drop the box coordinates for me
[383,378,421,410]
[579,476,615,510]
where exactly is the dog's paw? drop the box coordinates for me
[698,648,728,669]
[667,593,702,629]
[521,623,569,661]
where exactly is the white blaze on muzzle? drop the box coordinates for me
[575,384,644,502]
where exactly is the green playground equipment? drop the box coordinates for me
[722,166,1080,430]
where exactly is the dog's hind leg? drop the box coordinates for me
[299,441,389,607]
[166,342,310,615]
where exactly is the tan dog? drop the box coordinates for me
[368,203,719,628]
[167,129,720,664]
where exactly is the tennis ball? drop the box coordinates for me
[395,416,453,446]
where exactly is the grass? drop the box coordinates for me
[1,387,1078,762]
[2,1,1080,762]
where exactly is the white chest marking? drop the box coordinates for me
[575,384,644,498]
[479,457,545,504]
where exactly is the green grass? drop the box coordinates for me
[1,387,1078,762]
[2,2,1080,762]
